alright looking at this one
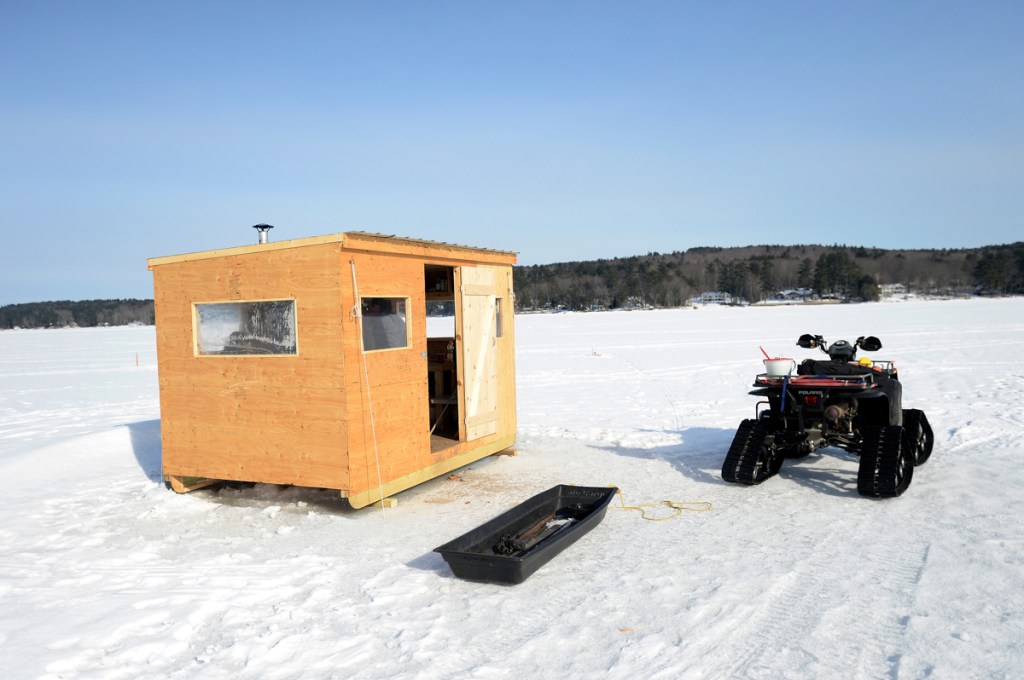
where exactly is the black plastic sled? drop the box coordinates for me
[434,485,617,584]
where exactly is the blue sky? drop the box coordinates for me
[1,1,1021,304]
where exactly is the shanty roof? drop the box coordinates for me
[147,231,517,268]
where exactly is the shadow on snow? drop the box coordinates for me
[597,425,864,498]
[127,419,163,482]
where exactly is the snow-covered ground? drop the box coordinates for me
[1,298,1022,679]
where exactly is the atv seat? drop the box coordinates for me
[798,359,880,378]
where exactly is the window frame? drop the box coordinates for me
[192,298,299,358]
[359,295,412,353]
[495,297,504,339]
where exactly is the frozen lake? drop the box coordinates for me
[1,298,1022,679]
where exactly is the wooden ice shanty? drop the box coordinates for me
[147,231,517,508]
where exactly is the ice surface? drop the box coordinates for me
[1,299,1022,678]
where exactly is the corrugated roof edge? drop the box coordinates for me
[147,231,518,268]
[343,231,517,258]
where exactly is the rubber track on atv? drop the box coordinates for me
[857,425,913,498]
[722,419,781,485]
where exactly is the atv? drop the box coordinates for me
[721,334,934,497]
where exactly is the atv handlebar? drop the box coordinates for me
[797,333,825,350]
[797,333,883,362]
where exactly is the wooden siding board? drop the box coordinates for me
[162,420,344,487]
[497,266,518,439]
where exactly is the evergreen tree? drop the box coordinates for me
[797,258,814,290]
[973,251,1018,293]
[814,251,862,298]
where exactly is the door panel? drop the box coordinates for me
[458,266,499,441]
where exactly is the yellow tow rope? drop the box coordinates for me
[611,488,712,521]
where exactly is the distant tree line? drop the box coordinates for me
[0,299,155,329]
[514,242,1024,311]
[4,243,1021,326]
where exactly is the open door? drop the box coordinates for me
[425,265,459,443]
[456,266,500,441]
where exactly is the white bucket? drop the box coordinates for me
[764,358,796,378]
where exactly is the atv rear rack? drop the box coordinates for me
[754,373,876,389]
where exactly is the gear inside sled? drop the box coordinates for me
[722,334,934,498]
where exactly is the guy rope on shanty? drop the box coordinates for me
[611,488,712,521]
[349,259,387,516]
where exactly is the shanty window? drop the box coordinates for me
[496,298,504,338]
[195,300,297,356]
[361,297,410,351]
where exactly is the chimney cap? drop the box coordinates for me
[253,223,274,244]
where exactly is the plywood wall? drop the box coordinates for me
[339,252,430,498]
[338,255,518,505]
[152,242,350,489]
